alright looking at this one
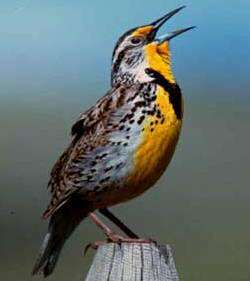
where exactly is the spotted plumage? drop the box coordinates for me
[33,6,194,277]
[44,81,177,218]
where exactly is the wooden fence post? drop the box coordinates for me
[85,243,179,281]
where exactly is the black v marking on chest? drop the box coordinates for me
[145,68,183,119]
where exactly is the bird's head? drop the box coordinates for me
[111,6,195,86]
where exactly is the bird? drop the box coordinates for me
[32,6,195,277]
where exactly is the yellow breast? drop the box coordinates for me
[127,85,182,194]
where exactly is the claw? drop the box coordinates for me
[84,235,156,256]
[84,243,92,256]
[148,238,158,245]
[84,240,105,255]
[107,233,155,244]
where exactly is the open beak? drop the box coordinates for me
[156,26,196,43]
[147,6,196,42]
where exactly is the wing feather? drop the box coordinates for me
[43,85,131,217]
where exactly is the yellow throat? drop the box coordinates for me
[145,41,175,84]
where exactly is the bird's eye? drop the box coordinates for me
[130,36,143,45]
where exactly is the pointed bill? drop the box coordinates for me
[151,6,186,30]
[156,26,196,43]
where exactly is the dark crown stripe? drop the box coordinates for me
[112,27,137,60]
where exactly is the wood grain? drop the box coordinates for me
[85,243,179,281]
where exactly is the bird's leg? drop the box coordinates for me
[88,212,114,238]
[88,212,155,246]
[99,208,139,238]
[85,212,114,253]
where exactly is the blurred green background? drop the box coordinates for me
[0,1,249,280]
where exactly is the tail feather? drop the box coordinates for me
[32,199,90,277]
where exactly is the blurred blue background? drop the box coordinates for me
[0,1,249,280]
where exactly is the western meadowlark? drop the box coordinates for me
[32,6,194,277]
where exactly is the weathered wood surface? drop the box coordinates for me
[85,243,179,281]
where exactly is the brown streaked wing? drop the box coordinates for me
[43,85,128,218]
[71,88,125,141]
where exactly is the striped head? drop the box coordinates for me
[111,6,195,86]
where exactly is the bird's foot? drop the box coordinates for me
[106,233,156,245]
[84,233,156,254]
[84,240,106,255]
[84,212,156,255]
